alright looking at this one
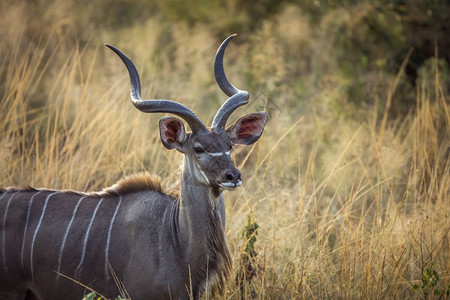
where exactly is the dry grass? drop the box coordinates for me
[1,1,449,299]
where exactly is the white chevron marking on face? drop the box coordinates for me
[198,165,210,185]
[207,151,230,157]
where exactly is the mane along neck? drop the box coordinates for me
[0,172,163,197]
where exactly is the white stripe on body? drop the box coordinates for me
[74,198,104,278]
[104,196,122,280]
[2,191,19,273]
[56,195,88,281]
[21,191,42,270]
[30,191,59,282]
[0,192,8,202]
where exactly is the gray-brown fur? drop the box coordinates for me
[0,174,230,299]
[0,35,267,299]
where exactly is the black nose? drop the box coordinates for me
[223,169,241,184]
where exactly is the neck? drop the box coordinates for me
[178,156,225,252]
[175,156,231,292]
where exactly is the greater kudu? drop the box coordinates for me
[0,35,267,299]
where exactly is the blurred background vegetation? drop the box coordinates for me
[2,0,449,117]
[3,0,450,104]
[0,0,449,298]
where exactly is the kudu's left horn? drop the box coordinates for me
[106,44,208,133]
[211,34,250,131]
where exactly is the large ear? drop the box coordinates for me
[159,117,186,150]
[226,112,267,145]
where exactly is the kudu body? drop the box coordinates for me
[0,35,267,299]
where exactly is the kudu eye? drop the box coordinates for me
[194,145,205,154]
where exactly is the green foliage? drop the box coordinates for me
[154,0,291,35]
[82,292,102,300]
[235,213,260,298]
[412,261,450,298]
[82,292,128,300]
[242,213,259,258]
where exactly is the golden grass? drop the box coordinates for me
[1,2,448,299]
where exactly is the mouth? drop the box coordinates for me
[218,180,242,190]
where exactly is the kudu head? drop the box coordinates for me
[106,35,267,192]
